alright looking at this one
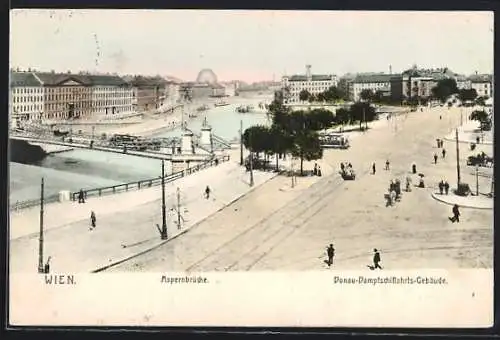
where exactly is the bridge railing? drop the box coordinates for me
[70,154,231,201]
[10,194,60,211]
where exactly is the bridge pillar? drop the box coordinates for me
[200,125,213,152]
[181,131,195,154]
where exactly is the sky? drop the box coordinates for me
[10,10,494,83]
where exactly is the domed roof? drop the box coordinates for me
[196,69,218,84]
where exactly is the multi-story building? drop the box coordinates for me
[32,72,93,120]
[469,74,493,98]
[127,76,167,112]
[10,71,45,123]
[349,73,395,101]
[281,65,338,104]
[390,66,470,103]
[87,74,134,116]
[456,75,472,90]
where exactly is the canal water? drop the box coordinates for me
[9,94,272,204]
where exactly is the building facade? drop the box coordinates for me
[127,76,166,112]
[87,75,134,116]
[281,65,338,104]
[349,74,395,101]
[470,74,493,98]
[34,72,94,120]
[10,72,45,123]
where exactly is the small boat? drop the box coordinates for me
[64,160,78,164]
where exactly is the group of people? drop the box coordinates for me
[438,180,450,195]
[326,244,382,270]
[339,162,354,177]
[313,163,322,177]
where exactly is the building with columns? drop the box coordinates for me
[281,65,338,104]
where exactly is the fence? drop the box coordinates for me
[70,154,231,201]
[10,194,60,211]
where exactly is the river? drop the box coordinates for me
[9,93,272,204]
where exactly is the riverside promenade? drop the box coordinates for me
[10,149,277,273]
[111,105,493,272]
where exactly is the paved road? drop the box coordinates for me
[109,106,493,271]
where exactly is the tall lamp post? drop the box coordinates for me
[38,177,45,273]
[455,128,461,188]
[160,160,168,239]
[249,130,254,187]
[240,120,244,166]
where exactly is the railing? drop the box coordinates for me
[70,154,231,201]
[10,194,60,211]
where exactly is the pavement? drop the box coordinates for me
[443,120,493,145]
[431,192,493,210]
[109,105,493,272]
[9,149,277,273]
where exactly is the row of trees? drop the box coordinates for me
[243,92,378,174]
[298,86,347,104]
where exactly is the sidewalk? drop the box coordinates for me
[443,120,493,145]
[10,159,277,273]
[431,192,493,210]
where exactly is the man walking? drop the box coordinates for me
[78,189,85,203]
[442,148,446,159]
[385,160,390,170]
[205,185,211,199]
[434,153,438,164]
[326,244,335,268]
[90,211,96,230]
[444,181,450,195]
[373,249,382,269]
[372,162,376,175]
[449,204,460,223]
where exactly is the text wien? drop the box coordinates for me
[44,275,76,285]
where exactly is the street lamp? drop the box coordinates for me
[240,120,244,166]
[38,177,45,273]
[160,160,168,239]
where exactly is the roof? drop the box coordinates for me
[86,74,128,86]
[127,76,167,87]
[10,72,42,87]
[352,74,396,83]
[31,72,92,86]
[469,74,492,83]
[285,74,335,81]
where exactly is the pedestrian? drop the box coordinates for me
[340,162,345,172]
[313,163,318,176]
[436,139,440,148]
[44,256,51,274]
[442,148,446,158]
[326,244,335,267]
[372,162,376,175]
[444,181,450,195]
[449,204,460,223]
[405,176,412,192]
[438,180,444,195]
[348,162,352,169]
[317,166,322,177]
[433,153,438,164]
[476,136,480,144]
[205,185,211,199]
[90,211,96,229]
[385,160,390,170]
[439,115,442,120]
[373,249,382,269]
[78,189,85,203]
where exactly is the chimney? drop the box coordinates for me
[389,65,392,75]
[306,65,312,81]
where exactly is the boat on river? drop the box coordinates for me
[214,100,230,107]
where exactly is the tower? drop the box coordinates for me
[306,65,312,81]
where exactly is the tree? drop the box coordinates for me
[372,90,385,104]
[308,109,335,130]
[349,102,377,130]
[335,107,351,125]
[458,88,478,103]
[360,89,374,102]
[475,96,487,107]
[299,89,311,102]
[269,126,293,171]
[308,93,316,103]
[469,110,491,131]
[322,86,344,103]
[431,78,459,103]
[291,131,323,175]
[243,125,269,156]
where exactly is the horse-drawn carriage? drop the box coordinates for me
[467,152,493,167]
[339,162,355,180]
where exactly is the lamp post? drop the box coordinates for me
[240,120,244,166]
[476,165,479,196]
[176,187,181,230]
[455,128,461,188]
[249,130,254,187]
[160,160,168,239]
[38,177,45,273]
